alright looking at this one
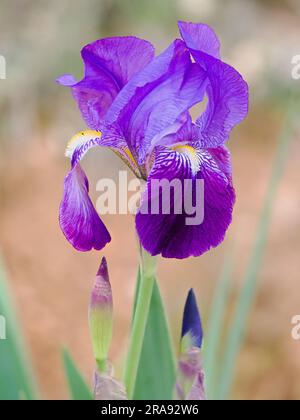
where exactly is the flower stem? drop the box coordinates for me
[124,247,157,399]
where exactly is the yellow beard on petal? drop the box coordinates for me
[65,130,102,159]
[171,144,200,174]
[123,147,137,168]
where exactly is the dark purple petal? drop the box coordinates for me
[208,146,233,182]
[90,257,112,307]
[97,256,109,279]
[179,21,249,148]
[136,145,235,259]
[59,164,111,252]
[57,37,155,131]
[182,289,203,348]
[103,40,207,164]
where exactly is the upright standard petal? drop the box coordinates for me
[59,164,111,252]
[136,144,235,259]
[57,37,155,130]
[179,21,249,148]
[103,40,207,164]
[178,21,220,59]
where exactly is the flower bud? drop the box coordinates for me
[181,289,203,352]
[175,289,205,400]
[89,257,113,372]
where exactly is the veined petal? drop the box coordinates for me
[136,144,235,259]
[103,40,207,164]
[208,145,233,182]
[57,37,155,131]
[59,129,142,251]
[59,164,111,252]
[66,130,141,177]
[179,21,249,148]
[66,130,103,167]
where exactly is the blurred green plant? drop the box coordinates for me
[62,348,93,401]
[0,259,38,400]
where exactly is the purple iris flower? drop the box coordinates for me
[57,21,248,259]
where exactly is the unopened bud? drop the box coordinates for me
[89,257,113,372]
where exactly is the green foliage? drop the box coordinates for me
[133,279,176,400]
[62,348,93,401]
[0,260,38,400]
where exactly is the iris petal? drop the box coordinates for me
[103,40,207,164]
[57,37,155,131]
[59,129,143,251]
[178,21,220,59]
[59,164,111,252]
[179,21,249,148]
[136,145,235,259]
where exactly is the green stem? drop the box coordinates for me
[124,247,157,399]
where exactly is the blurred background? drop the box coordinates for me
[0,0,300,400]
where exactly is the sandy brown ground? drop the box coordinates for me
[0,106,300,400]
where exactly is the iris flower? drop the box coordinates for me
[57,21,248,259]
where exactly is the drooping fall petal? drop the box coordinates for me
[136,145,235,259]
[59,165,111,252]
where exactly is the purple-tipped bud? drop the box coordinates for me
[181,289,203,350]
[175,289,206,400]
[89,257,113,371]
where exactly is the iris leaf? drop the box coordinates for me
[62,348,93,400]
[0,259,38,400]
[133,278,176,400]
